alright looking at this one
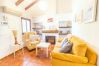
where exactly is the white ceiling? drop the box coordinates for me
[0,0,72,18]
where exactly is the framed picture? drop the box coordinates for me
[83,0,97,23]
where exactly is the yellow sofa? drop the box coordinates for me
[51,36,97,66]
[22,32,40,50]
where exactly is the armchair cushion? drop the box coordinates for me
[29,35,40,42]
[51,52,88,64]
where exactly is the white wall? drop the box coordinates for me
[56,0,72,14]
[0,13,23,59]
[32,13,72,30]
[72,0,99,65]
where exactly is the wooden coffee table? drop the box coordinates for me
[36,42,50,57]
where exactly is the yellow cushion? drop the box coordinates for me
[72,43,87,57]
[69,36,87,57]
[52,58,96,66]
[51,52,88,64]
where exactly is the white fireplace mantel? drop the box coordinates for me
[42,33,59,42]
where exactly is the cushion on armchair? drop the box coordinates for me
[29,35,40,42]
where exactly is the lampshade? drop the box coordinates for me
[12,30,17,38]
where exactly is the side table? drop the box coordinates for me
[36,42,50,57]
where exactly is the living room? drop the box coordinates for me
[0,0,99,66]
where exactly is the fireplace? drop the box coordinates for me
[42,32,59,45]
[45,36,55,44]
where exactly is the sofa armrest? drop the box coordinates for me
[51,52,88,64]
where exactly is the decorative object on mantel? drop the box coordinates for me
[42,29,59,33]
[59,21,71,35]
[59,21,71,27]
[83,0,98,23]
[48,18,53,22]
[12,30,19,45]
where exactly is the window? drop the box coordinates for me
[21,18,31,34]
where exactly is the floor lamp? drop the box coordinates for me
[12,30,18,45]
[12,30,24,58]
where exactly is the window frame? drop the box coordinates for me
[21,17,31,34]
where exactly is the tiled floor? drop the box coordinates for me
[0,46,54,66]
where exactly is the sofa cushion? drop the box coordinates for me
[51,52,88,64]
[61,38,68,47]
[60,42,73,53]
[70,36,87,57]
[72,43,87,57]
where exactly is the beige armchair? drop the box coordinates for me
[22,32,41,50]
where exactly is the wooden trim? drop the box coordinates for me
[25,0,38,10]
[0,6,22,16]
[15,0,24,6]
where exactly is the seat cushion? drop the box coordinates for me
[51,52,88,64]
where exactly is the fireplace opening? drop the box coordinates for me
[45,36,55,44]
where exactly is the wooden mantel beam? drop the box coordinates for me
[25,0,38,10]
[15,0,24,6]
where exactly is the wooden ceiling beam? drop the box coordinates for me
[25,0,38,10]
[15,0,24,6]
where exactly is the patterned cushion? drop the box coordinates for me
[60,42,73,53]
[29,35,39,42]
[61,38,68,47]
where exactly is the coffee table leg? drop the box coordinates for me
[46,47,48,57]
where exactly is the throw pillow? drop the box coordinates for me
[60,42,73,53]
[61,38,68,47]
[29,35,39,42]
